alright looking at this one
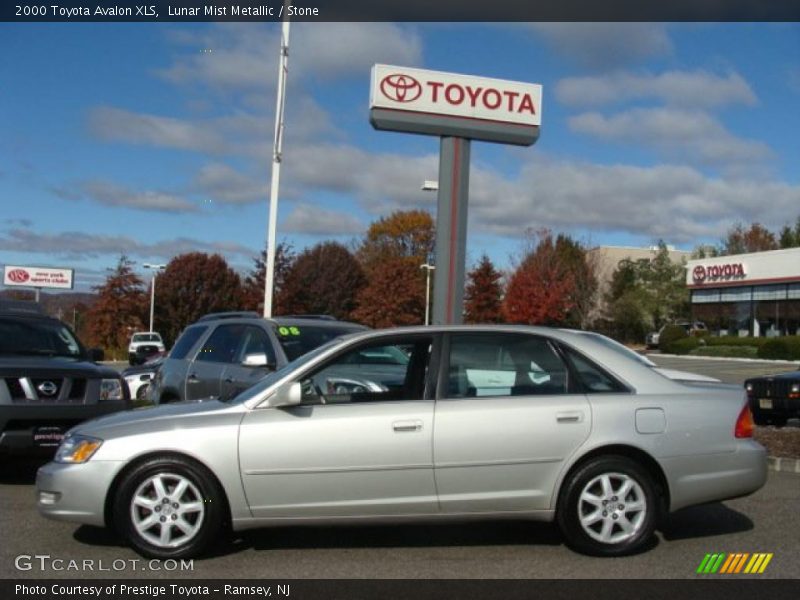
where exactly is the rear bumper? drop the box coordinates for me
[36,460,124,527]
[663,441,768,512]
[0,401,129,455]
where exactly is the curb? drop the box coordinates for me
[767,456,800,474]
[654,353,800,365]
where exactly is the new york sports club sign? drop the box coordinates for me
[370,65,542,128]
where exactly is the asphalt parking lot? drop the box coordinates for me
[2,356,798,580]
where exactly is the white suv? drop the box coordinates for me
[128,331,165,365]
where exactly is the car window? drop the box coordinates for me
[275,323,365,361]
[0,317,83,358]
[169,326,207,360]
[562,347,629,393]
[298,338,432,405]
[235,325,276,365]
[446,333,568,398]
[195,324,245,364]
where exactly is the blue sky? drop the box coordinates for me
[1,22,799,291]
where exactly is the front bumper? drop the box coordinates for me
[0,401,129,455]
[749,395,800,420]
[36,460,125,527]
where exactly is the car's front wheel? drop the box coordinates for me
[113,456,224,559]
[557,456,658,556]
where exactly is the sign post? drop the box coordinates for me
[370,65,541,324]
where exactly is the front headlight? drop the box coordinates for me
[55,434,103,463]
[100,378,124,401]
[791,383,800,394]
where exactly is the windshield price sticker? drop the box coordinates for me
[277,326,301,337]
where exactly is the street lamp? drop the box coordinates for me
[420,263,435,326]
[421,180,439,192]
[143,263,166,333]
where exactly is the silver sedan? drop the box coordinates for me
[36,326,767,559]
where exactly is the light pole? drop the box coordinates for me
[420,263,435,326]
[143,263,166,332]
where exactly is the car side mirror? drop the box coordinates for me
[266,381,302,408]
[88,348,104,362]
[242,353,275,370]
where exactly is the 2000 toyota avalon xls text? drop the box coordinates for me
[36,326,767,558]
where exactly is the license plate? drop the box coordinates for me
[33,426,65,447]
[759,398,773,410]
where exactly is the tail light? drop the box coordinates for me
[735,403,754,439]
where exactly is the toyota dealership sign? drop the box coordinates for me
[3,265,74,289]
[370,64,542,146]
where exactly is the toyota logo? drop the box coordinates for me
[7,268,30,283]
[37,381,58,396]
[380,73,423,103]
[692,265,707,282]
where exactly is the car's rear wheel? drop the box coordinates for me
[557,456,657,556]
[113,456,223,559]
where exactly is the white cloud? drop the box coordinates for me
[88,106,229,154]
[529,24,672,69]
[568,107,772,167]
[0,228,256,261]
[193,163,268,205]
[74,180,199,213]
[281,203,364,236]
[159,23,422,91]
[555,70,757,109]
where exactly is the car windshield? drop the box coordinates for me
[226,338,344,404]
[133,333,161,342]
[575,331,657,367]
[0,317,84,358]
[274,323,365,362]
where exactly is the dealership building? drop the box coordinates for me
[687,248,800,337]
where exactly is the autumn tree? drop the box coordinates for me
[503,230,577,325]
[464,254,504,324]
[358,209,435,269]
[351,257,426,328]
[554,234,598,329]
[84,255,147,356]
[154,253,244,346]
[278,242,365,319]
[719,222,778,255]
[241,242,296,314]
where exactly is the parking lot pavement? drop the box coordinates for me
[0,460,797,580]
[648,354,799,386]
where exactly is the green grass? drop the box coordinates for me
[689,345,759,358]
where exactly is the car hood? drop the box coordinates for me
[70,398,244,438]
[746,370,800,382]
[653,367,721,383]
[0,356,119,378]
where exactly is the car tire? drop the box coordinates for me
[113,456,224,559]
[557,455,658,557]
[135,384,150,402]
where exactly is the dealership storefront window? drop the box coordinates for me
[687,249,800,338]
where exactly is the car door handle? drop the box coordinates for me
[223,377,234,384]
[187,374,200,383]
[392,420,423,432]
[556,411,584,423]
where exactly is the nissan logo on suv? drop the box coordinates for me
[37,381,58,396]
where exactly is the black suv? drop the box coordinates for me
[151,313,367,404]
[0,301,130,456]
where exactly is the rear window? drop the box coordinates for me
[275,324,363,361]
[169,326,207,360]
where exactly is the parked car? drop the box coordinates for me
[0,300,129,457]
[151,312,367,404]
[744,370,800,427]
[645,321,707,349]
[36,325,765,559]
[128,332,165,366]
[122,356,164,403]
